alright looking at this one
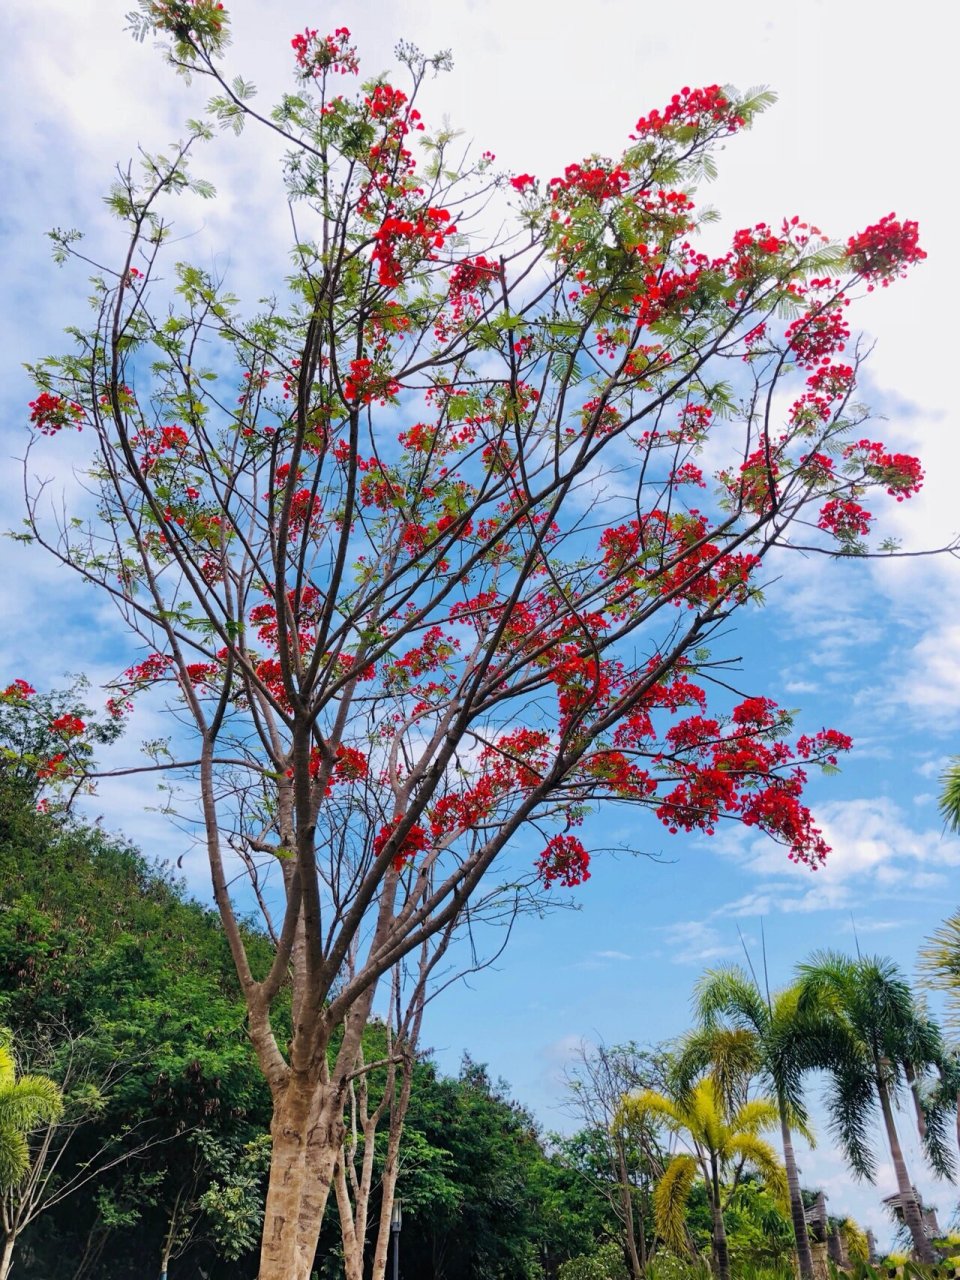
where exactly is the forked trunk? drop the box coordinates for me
[780,1106,815,1280]
[876,1075,936,1264]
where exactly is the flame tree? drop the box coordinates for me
[19,3,931,1275]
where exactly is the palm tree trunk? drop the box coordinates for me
[876,1075,935,1263]
[904,1062,927,1140]
[709,1155,731,1280]
[779,1107,815,1280]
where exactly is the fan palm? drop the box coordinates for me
[797,952,953,1264]
[618,1076,786,1280]
[681,967,820,1280]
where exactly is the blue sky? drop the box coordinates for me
[3,0,960,1245]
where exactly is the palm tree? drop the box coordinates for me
[797,952,954,1265]
[938,758,960,833]
[618,1075,787,1280]
[0,1032,63,1279]
[685,966,820,1280]
[920,910,960,1031]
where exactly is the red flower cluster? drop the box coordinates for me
[372,207,454,288]
[124,653,173,686]
[729,225,784,278]
[549,164,630,202]
[149,0,225,39]
[36,753,69,781]
[1,679,35,701]
[632,85,745,137]
[844,438,924,500]
[846,214,925,287]
[373,820,428,871]
[536,835,591,888]
[785,303,850,370]
[343,359,400,405]
[806,364,855,400]
[817,497,873,538]
[653,694,849,867]
[50,714,85,736]
[28,392,84,435]
[447,255,499,325]
[291,26,358,77]
[184,662,219,687]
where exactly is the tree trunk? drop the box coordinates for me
[904,1062,927,1140]
[159,1186,182,1280]
[709,1157,731,1280]
[616,1140,644,1279]
[780,1107,815,1280]
[0,1233,16,1280]
[259,1072,324,1280]
[876,1075,936,1264]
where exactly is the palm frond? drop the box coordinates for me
[919,912,960,1028]
[0,1074,64,1129]
[653,1153,699,1255]
[726,1133,788,1206]
[617,1088,682,1133]
[730,1097,780,1136]
[0,1127,29,1189]
[694,965,768,1035]
[840,1217,870,1262]
[938,758,960,834]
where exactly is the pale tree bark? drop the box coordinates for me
[876,1075,935,1263]
[334,933,458,1280]
[0,1232,15,1280]
[159,1186,183,1280]
[780,1106,815,1280]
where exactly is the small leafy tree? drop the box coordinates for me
[562,1041,671,1277]
[21,3,933,1274]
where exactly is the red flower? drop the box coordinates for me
[846,214,925,287]
[2,679,35,701]
[28,392,84,435]
[536,835,591,888]
[50,714,86,736]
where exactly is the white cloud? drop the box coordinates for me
[713,795,960,918]
[659,919,744,966]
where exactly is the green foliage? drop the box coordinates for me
[0,785,273,1277]
[646,1255,712,1280]
[557,1240,630,1280]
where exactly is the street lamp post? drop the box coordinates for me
[390,1198,402,1280]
